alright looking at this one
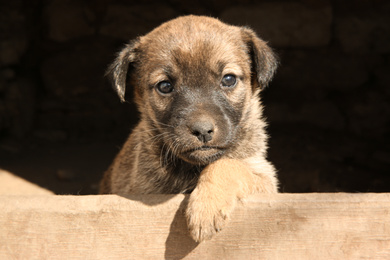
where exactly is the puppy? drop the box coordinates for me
[100,15,278,242]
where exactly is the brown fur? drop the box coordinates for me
[100,15,278,242]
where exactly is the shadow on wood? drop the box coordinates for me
[164,197,199,259]
[0,193,389,259]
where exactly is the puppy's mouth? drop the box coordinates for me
[180,146,226,165]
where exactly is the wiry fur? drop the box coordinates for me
[100,15,279,242]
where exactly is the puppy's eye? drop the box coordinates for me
[156,81,174,94]
[221,74,237,88]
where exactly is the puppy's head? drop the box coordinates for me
[107,15,277,165]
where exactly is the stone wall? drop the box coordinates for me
[0,0,389,192]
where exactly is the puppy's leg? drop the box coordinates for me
[186,158,276,242]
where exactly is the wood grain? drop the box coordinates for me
[0,169,54,195]
[0,193,389,259]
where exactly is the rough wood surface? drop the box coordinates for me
[0,193,389,259]
[0,169,54,195]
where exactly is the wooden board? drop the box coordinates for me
[0,193,389,259]
[0,169,54,195]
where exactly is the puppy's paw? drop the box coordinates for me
[186,186,236,242]
[186,158,257,242]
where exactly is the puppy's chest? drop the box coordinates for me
[152,163,202,194]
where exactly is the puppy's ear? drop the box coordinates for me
[241,28,278,89]
[106,39,140,102]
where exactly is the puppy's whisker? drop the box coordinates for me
[170,139,182,168]
[154,122,175,128]
[134,131,170,150]
[159,133,177,168]
[164,139,175,165]
[138,127,170,135]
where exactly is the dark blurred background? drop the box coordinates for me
[0,0,389,194]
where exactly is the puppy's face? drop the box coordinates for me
[108,16,277,165]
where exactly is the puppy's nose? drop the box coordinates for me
[190,120,215,143]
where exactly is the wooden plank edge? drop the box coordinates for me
[0,193,389,259]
